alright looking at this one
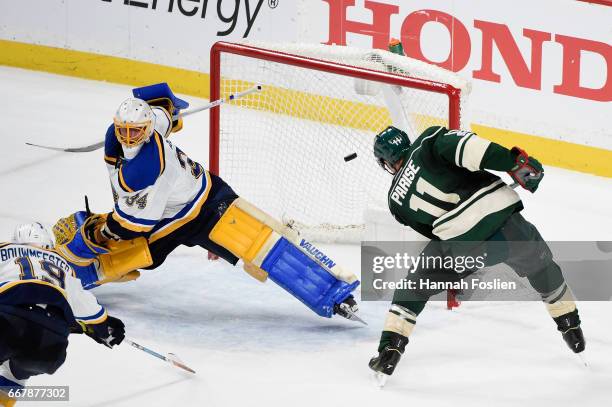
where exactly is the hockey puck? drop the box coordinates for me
[344,152,358,162]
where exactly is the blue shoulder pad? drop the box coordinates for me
[133,83,189,116]
[104,124,121,166]
[118,133,165,192]
[260,238,359,318]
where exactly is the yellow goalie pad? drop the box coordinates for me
[209,198,286,283]
[209,198,358,285]
[97,237,152,284]
[243,262,268,283]
[210,200,275,265]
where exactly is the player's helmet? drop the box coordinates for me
[373,126,411,174]
[113,98,155,147]
[13,222,55,249]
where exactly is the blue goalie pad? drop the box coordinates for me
[260,238,359,318]
[132,83,189,116]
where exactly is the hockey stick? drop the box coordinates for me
[25,140,105,153]
[124,338,196,374]
[25,85,263,153]
[179,85,261,119]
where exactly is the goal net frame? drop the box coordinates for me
[209,41,462,176]
[208,41,468,248]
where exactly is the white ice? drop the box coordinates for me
[0,66,611,407]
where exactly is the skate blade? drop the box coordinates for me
[371,371,389,388]
[344,309,368,326]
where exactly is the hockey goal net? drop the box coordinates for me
[210,41,470,243]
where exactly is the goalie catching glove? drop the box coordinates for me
[508,147,544,192]
[53,211,110,265]
[53,211,152,288]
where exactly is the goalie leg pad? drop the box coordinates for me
[261,238,359,317]
[209,202,274,263]
[209,201,359,317]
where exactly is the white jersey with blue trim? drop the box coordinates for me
[106,107,210,241]
[0,243,107,325]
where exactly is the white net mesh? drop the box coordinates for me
[215,42,471,242]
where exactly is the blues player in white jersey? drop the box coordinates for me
[0,223,124,406]
[95,91,241,274]
[53,83,361,322]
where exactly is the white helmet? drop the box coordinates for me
[13,222,55,249]
[113,98,155,147]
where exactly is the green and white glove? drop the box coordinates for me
[508,147,544,192]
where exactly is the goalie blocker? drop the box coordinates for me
[53,198,360,319]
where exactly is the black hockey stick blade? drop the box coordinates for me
[25,140,104,153]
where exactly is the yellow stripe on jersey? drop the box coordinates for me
[0,242,11,248]
[0,279,68,300]
[111,211,155,233]
[118,167,135,193]
[148,171,212,244]
[80,311,108,325]
[105,155,118,165]
[55,245,96,267]
[154,132,166,175]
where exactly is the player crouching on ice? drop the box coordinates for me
[368,125,585,384]
[0,223,124,407]
[52,83,361,323]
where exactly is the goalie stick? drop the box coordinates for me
[25,85,262,153]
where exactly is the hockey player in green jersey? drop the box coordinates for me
[368,124,585,383]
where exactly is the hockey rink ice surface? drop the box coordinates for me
[1,66,611,406]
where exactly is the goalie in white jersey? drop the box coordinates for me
[53,84,361,322]
[94,95,241,274]
[0,223,124,405]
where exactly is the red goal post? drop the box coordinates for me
[208,41,469,244]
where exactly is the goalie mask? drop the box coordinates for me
[13,222,55,249]
[373,126,411,175]
[114,98,155,147]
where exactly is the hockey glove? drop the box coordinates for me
[53,211,110,265]
[508,147,544,192]
[83,316,125,348]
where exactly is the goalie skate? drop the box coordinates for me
[333,296,367,325]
